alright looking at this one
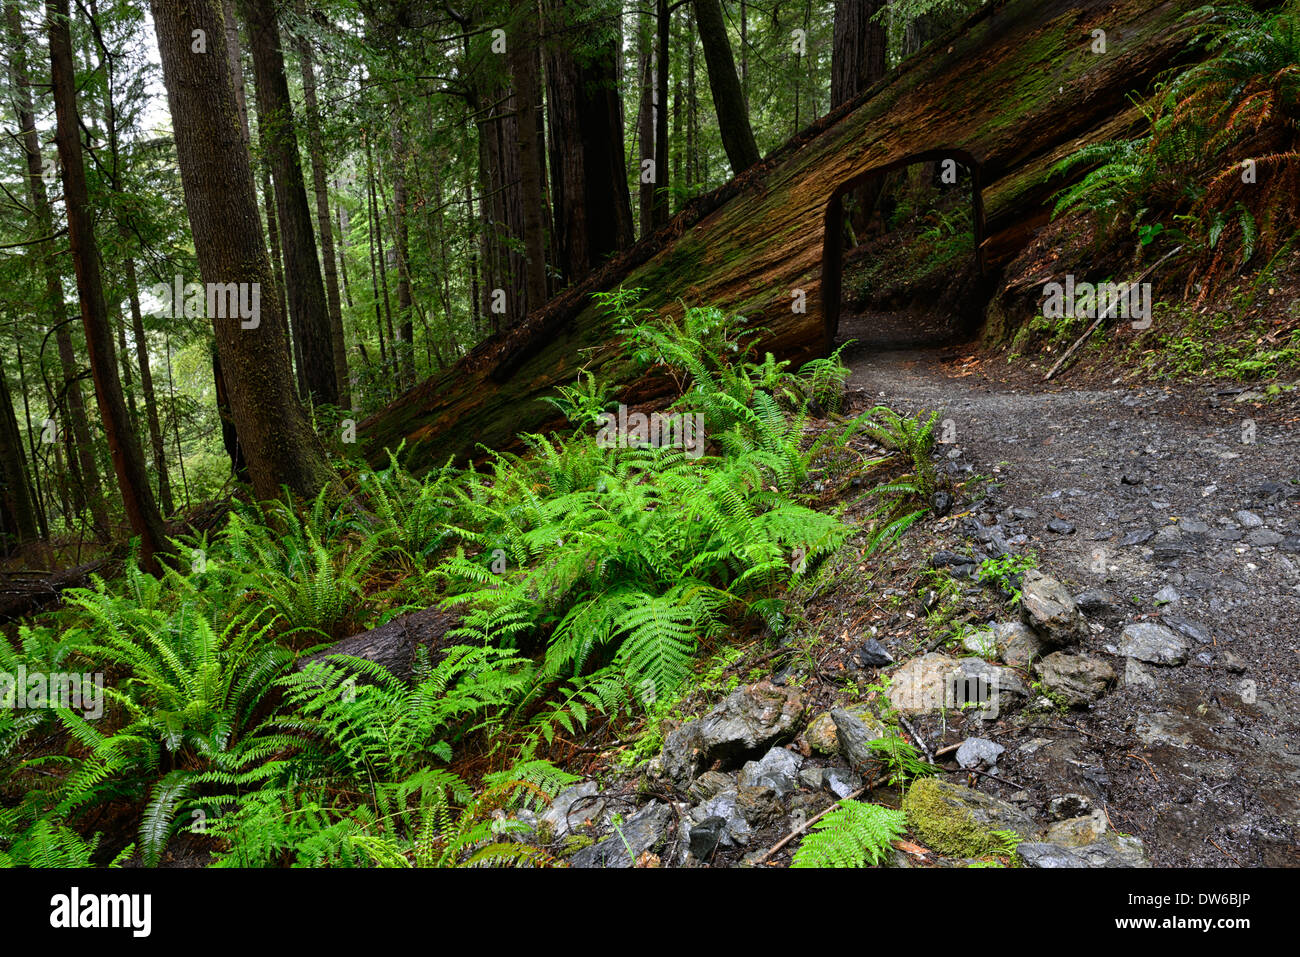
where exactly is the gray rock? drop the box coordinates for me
[1074,588,1118,616]
[852,637,894,667]
[1153,585,1180,605]
[736,785,783,827]
[832,708,887,773]
[1164,617,1212,645]
[661,681,803,782]
[1020,570,1089,645]
[1151,524,1185,556]
[956,737,1005,770]
[738,747,803,797]
[1234,510,1264,529]
[887,653,960,715]
[686,770,736,804]
[1121,529,1154,546]
[570,802,673,868]
[824,767,863,799]
[1048,793,1094,820]
[1047,518,1077,535]
[1034,652,1116,707]
[690,790,751,847]
[541,781,608,838]
[1124,658,1156,689]
[687,816,727,861]
[798,768,826,790]
[1120,622,1190,665]
[1247,528,1284,547]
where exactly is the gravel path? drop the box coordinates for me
[845,344,1300,866]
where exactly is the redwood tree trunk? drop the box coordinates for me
[543,0,634,285]
[240,0,338,408]
[508,0,548,318]
[149,0,333,502]
[48,0,170,569]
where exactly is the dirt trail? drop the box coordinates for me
[844,343,1300,867]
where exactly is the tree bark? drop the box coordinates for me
[832,0,888,235]
[125,258,174,515]
[4,0,112,542]
[149,0,333,502]
[293,0,350,408]
[543,0,634,285]
[0,365,41,549]
[390,107,415,388]
[240,0,338,408]
[48,0,170,569]
[693,0,760,174]
[508,0,549,318]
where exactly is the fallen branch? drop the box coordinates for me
[1043,246,1183,382]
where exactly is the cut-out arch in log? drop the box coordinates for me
[361,0,1249,472]
[820,147,985,352]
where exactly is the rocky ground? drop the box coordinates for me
[514,339,1299,869]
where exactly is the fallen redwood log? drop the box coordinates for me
[361,0,1259,474]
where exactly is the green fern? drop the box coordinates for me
[792,800,907,868]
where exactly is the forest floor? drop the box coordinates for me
[830,333,1300,866]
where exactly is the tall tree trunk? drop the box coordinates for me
[240,0,338,408]
[0,365,41,549]
[5,0,112,542]
[832,0,888,235]
[390,107,415,388]
[508,0,548,318]
[693,0,760,175]
[48,0,170,569]
[637,14,654,237]
[125,258,174,515]
[654,0,670,229]
[149,0,333,502]
[293,0,350,408]
[543,0,634,284]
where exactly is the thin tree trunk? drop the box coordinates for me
[49,0,170,569]
[294,0,350,407]
[390,106,414,388]
[637,14,654,237]
[0,363,42,548]
[654,0,670,229]
[693,0,760,174]
[125,258,174,515]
